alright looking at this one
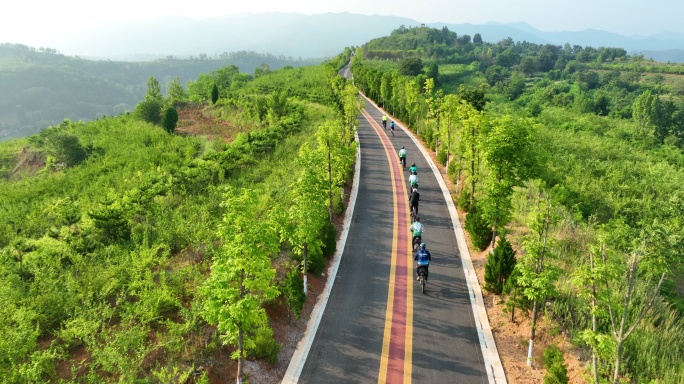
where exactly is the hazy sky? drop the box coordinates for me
[2,0,682,47]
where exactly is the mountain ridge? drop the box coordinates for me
[38,12,684,62]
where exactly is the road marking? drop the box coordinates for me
[361,94,508,383]
[362,109,412,384]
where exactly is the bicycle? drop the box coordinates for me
[410,204,418,223]
[399,157,406,170]
[417,266,428,294]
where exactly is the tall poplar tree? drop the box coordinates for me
[201,188,280,384]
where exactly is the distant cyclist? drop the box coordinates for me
[414,242,432,281]
[390,121,395,137]
[382,114,388,129]
[398,146,407,169]
[408,163,418,174]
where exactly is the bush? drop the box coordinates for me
[281,264,305,319]
[484,237,516,294]
[134,99,162,125]
[457,189,471,212]
[321,220,337,257]
[247,325,282,364]
[161,107,178,133]
[437,148,448,165]
[542,344,569,384]
[465,201,492,251]
[307,247,325,276]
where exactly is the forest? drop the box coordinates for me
[351,25,684,383]
[0,44,321,141]
[0,48,356,382]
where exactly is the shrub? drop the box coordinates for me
[307,247,325,276]
[542,344,569,384]
[281,264,305,319]
[247,325,282,364]
[457,189,471,212]
[437,148,448,165]
[321,220,337,257]
[161,107,178,133]
[484,237,516,294]
[134,99,162,125]
[464,201,492,251]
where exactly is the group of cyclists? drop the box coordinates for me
[386,114,432,285]
[381,114,396,137]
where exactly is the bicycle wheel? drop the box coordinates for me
[421,275,426,294]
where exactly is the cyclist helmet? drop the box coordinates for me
[401,146,405,149]
[412,163,415,166]
[420,243,426,249]
[411,170,417,175]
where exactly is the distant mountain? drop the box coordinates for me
[46,13,684,62]
[0,44,318,141]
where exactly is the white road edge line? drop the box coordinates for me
[360,94,507,384]
[281,130,362,384]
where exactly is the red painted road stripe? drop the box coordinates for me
[362,109,411,383]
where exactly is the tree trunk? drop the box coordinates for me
[327,143,333,221]
[490,216,498,251]
[303,243,308,297]
[527,300,539,366]
[237,269,245,384]
[612,253,638,384]
[591,252,600,384]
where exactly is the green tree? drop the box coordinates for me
[399,57,423,77]
[165,76,187,104]
[465,200,492,251]
[481,116,536,248]
[41,124,87,168]
[315,121,356,220]
[161,107,178,134]
[144,76,163,103]
[632,90,660,139]
[287,144,329,296]
[211,84,219,104]
[515,195,559,366]
[405,79,420,126]
[455,100,486,205]
[136,76,165,125]
[201,188,280,384]
[484,236,517,294]
[134,99,163,125]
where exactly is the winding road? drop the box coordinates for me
[282,65,504,383]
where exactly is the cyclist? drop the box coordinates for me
[408,162,418,174]
[414,243,432,281]
[390,121,395,137]
[382,114,388,128]
[398,146,407,169]
[409,186,420,217]
[408,170,419,193]
[409,217,423,249]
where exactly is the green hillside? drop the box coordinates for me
[352,26,684,383]
[0,44,321,141]
[0,49,357,382]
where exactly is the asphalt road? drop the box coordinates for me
[296,66,489,383]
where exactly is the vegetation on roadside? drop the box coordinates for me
[0,48,356,382]
[352,25,684,383]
